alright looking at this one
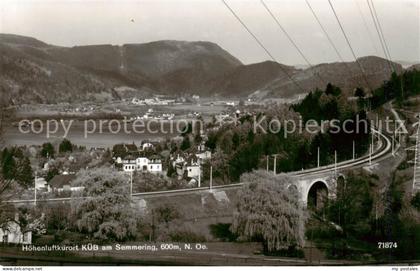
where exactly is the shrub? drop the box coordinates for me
[209,223,238,242]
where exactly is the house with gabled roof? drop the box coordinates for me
[49,173,83,192]
[118,155,163,174]
[0,214,32,244]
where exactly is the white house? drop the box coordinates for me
[186,158,201,179]
[122,160,137,172]
[141,142,154,151]
[171,153,187,176]
[148,158,162,173]
[116,157,123,164]
[0,220,32,244]
[187,164,200,179]
[35,177,49,191]
[121,157,162,174]
[136,157,149,170]
[132,98,146,105]
[170,151,209,179]
[171,153,185,168]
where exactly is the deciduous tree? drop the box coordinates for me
[71,167,137,241]
[40,142,55,158]
[59,138,73,153]
[232,171,307,252]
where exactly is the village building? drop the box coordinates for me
[113,143,163,174]
[120,156,163,174]
[170,152,187,176]
[196,150,211,160]
[0,215,32,244]
[141,142,154,151]
[122,160,137,172]
[148,156,163,173]
[186,159,201,179]
[49,173,83,192]
[35,177,50,192]
[170,146,211,180]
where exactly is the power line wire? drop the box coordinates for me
[369,0,402,97]
[221,0,305,92]
[305,0,345,63]
[260,0,327,87]
[365,0,388,59]
[368,0,395,72]
[366,0,392,72]
[327,0,373,91]
[370,0,392,60]
[354,0,380,56]
[304,0,353,75]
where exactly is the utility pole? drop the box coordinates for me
[266,155,269,172]
[371,128,374,151]
[130,171,133,199]
[352,140,355,160]
[317,147,320,168]
[210,166,213,192]
[273,154,277,175]
[198,164,201,188]
[151,210,155,241]
[334,150,337,176]
[369,144,372,166]
[34,171,37,207]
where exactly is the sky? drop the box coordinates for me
[1,0,419,65]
